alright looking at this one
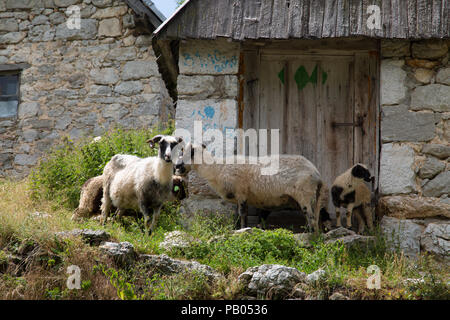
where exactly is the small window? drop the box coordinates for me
[0,72,20,118]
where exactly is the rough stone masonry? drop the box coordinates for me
[0,0,173,178]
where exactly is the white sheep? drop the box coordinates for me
[331,164,374,233]
[100,135,183,235]
[175,143,331,232]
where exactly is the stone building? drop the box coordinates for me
[0,0,173,178]
[153,0,449,257]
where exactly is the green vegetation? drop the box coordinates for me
[0,125,448,300]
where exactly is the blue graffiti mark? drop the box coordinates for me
[182,50,237,73]
[204,106,215,119]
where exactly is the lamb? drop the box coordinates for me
[100,135,183,235]
[175,142,331,232]
[331,163,375,233]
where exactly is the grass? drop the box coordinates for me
[0,127,448,300]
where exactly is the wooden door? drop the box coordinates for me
[242,49,379,220]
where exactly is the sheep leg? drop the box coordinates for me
[149,206,162,235]
[100,191,112,226]
[335,207,342,228]
[356,208,366,234]
[362,204,374,231]
[238,201,248,229]
[346,203,355,229]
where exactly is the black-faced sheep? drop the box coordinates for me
[175,142,331,232]
[331,164,375,233]
[100,135,183,235]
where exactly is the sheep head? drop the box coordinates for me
[147,135,183,163]
[351,163,374,183]
[175,142,206,175]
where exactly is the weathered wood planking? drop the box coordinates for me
[155,0,449,40]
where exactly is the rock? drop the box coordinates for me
[410,84,450,112]
[381,40,410,57]
[178,75,239,99]
[18,102,40,119]
[420,223,450,260]
[381,105,437,142]
[412,40,448,60]
[421,144,450,160]
[114,81,143,96]
[14,154,39,166]
[0,18,19,32]
[90,68,119,85]
[91,6,128,19]
[106,47,136,61]
[100,241,136,266]
[414,68,434,84]
[436,67,450,85]
[101,103,128,120]
[418,157,445,179]
[122,61,158,80]
[89,84,112,96]
[325,228,376,250]
[329,292,350,300]
[49,12,66,24]
[159,231,195,251]
[305,269,326,285]
[381,216,424,258]
[381,60,407,105]
[238,264,306,299]
[135,35,152,47]
[56,229,111,246]
[379,144,416,195]
[92,0,112,8]
[55,19,97,40]
[0,32,26,44]
[379,196,450,219]
[423,171,450,198]
[324,227,356,240]
[29,24,55,42]
[122,14,135,29]
[406,58,440,69]
[98,18,121,38]
[54,0,80,7]
[140,254,220,281]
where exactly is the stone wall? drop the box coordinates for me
[175,39,240,199]
[379,39,449,260]
[0,0,173,178]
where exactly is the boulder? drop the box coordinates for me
[305,269,327,285]
[140,254,220,281]
[159,231,195,251]
[436,67,450,85]
[420,223,450,261]
[56,229,111,246]
[381,216,424,258]
[100,241,136,266]
[238,264,306,299]
[329,292,350,300]
[378,196,450,219]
